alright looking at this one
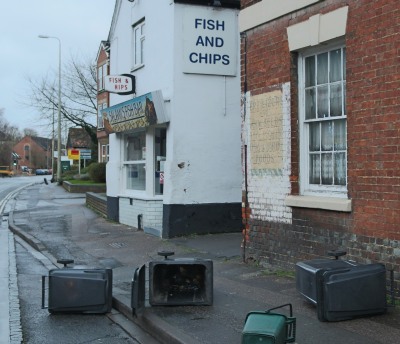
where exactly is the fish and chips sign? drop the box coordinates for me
[102,90,168,133]
[183,7,238,76]
[104,74,135,95]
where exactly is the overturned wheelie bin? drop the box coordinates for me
[41,259,113,314]
[131,251,213,314]
[296,250,392,321]
[242,303,296,344]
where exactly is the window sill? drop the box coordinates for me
[119,193,163,202]
[285,195,352,212]
[131,64,144,72]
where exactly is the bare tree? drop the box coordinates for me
[23,128,39,137]
[0,109,21,166]
[24,55,98,145]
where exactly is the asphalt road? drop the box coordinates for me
[15,225,139,343]
[6,177,400,344]
[1,176,160,344]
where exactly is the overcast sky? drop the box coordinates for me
[0,0,116,138]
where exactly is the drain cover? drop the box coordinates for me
[109,242,127,249]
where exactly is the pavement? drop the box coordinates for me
[2,182,400,344]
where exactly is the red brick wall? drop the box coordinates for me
[241,0,400,291]
[97,48,108,66]
[240,0,262,10]
[346,0,400,239]
[13,137,51,170]
[97,89,109,104]
[96,45,110,161]
[97,46,109,104]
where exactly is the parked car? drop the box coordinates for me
[35,169,46,175]
[0,166,13,177]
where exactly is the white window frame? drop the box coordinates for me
[102,64,107,86]
[298,42,347,198]
[132,20,145,69]
[120,128,166,200]
[97,66,103,90]
[97,102,107,129]
[98,63,108,91]
[123,130,147,194]
[101,144,109,162]
[154,127,167,196]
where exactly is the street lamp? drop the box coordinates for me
[38,35,62,183]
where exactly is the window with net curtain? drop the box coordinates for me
[303,46,347,190]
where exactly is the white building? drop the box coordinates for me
[103,0,242,237]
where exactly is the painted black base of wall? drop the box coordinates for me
[162,203,241,238]
[107,196,119,222]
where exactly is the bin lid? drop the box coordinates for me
[243,312,287,336]
[131,264,146,315]
[296,259,354,271]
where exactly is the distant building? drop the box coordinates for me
[66,128,92,150]
[13,136,54,170]
[66,128,94,168]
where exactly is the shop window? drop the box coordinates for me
[125,131,146,191]
[155,128,167,195]
[132,20,145,69]
[299,44,347,197]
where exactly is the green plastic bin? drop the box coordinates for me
[242,304,296,344]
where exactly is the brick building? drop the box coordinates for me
[96,41,110,163]
[66,128,92,150]
[240,0,399,292]
[13,135,54,171]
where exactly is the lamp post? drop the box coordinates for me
[51,104,55,181]
[38,35,62,183]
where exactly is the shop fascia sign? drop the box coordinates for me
[183,7,238,76]
[104,74,136,95]
[102,90,168,133]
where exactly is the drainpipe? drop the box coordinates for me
[241,31,249,263]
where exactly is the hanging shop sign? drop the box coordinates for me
[102,90,168,133]
[104,74,136,95]
[182,7,238,76]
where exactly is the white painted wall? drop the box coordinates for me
[106,1,241,210]
[243,83,292,224]
[164,4,241,205]
[286,6,349,51]
[106,0,175,199]
[109,0,174,102]
[106,133,120,197]
[119,197,163,234]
